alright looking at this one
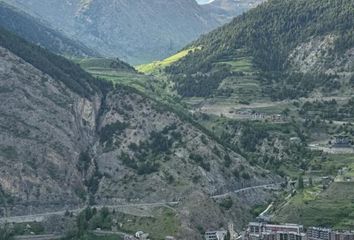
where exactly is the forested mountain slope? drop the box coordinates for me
[0,2,97,57]
[167,0,354,100]
[0,27,276,237]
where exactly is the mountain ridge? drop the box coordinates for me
[0,1,98,58]
[4,0,221,64]
[202,0,267,23]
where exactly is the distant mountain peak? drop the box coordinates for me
[4,0,220,64]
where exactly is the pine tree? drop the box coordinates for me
[298,176,304,190]
[225,230,231,240]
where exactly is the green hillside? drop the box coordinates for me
[136,47,201,74]
[274,181,354,229]
[166,0,354,99]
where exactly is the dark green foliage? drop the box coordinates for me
[77,151,91,173]
[76,208,92,237]
[119,152,160,175]
[0,224,14,240]
[225,231,231,240]
[218,119,320,172]
[118,124,182,175]
[224,154,232,167]
[300,98,354,120]
[0,27,112,98]
[200,135,208,145]
[250,204,267,217]
[241,172,251,180]
[177,0,354,73]
[150,131,173,153]
[119,84,227,155]
[233,169,240,179]
[298,175,304,190]
[120,152,138,170]
[190,153,210,171]
[13,222,44,236]
[263,72,340,100]
[0,145,18,160]
[196,225,205,235]
[89,207,112,230]
[335,29,354,54]
[137,162,160,175]
[0,185,14,205]
[99,121,129,145]
[74,207,114,238]
[240,124,269,152]
[219,196,233,210]
[83,161,102,197]
[350,74,354,86]
[85,171,102,196]
[167,0,354,98]
[172,68,232,97]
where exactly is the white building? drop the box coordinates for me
[205,230,228,240]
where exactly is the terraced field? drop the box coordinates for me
[215,57,254,73]
[274,154,354,228]
[274,182,354,229]
[89,69,149,93]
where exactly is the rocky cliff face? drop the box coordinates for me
[94,87,270,204]
[4,0,219,64]
[288,34,354,75]
[0,46,99,211]
[0,44,275,217]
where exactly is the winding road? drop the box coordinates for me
[0,184,281,224]
[0,202,179,224]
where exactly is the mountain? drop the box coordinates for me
[166,0,354,100]
[0,27,276,237]
[4,0,222,64]
[203,0,267,23]
[0,1,97,58]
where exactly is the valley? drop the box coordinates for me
[0,0,354,239]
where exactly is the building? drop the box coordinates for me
[245,223,305,240]
[205,230,228,240]
[262,231,305,240]
[165,237,176,240]
[123,231,150,240]
[331,231,354,240]
[332,136,352,148]
[248,222,304,234]
[307,227,331,240]
[308,227,354,240]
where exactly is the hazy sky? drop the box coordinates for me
[196,0,215,4]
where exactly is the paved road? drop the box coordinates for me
[0,184,280,224]
[0,208,84,224]
[211,183,281,199]
[14,234,63,240]
[91,230,128,237]
[0,202,179,224]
